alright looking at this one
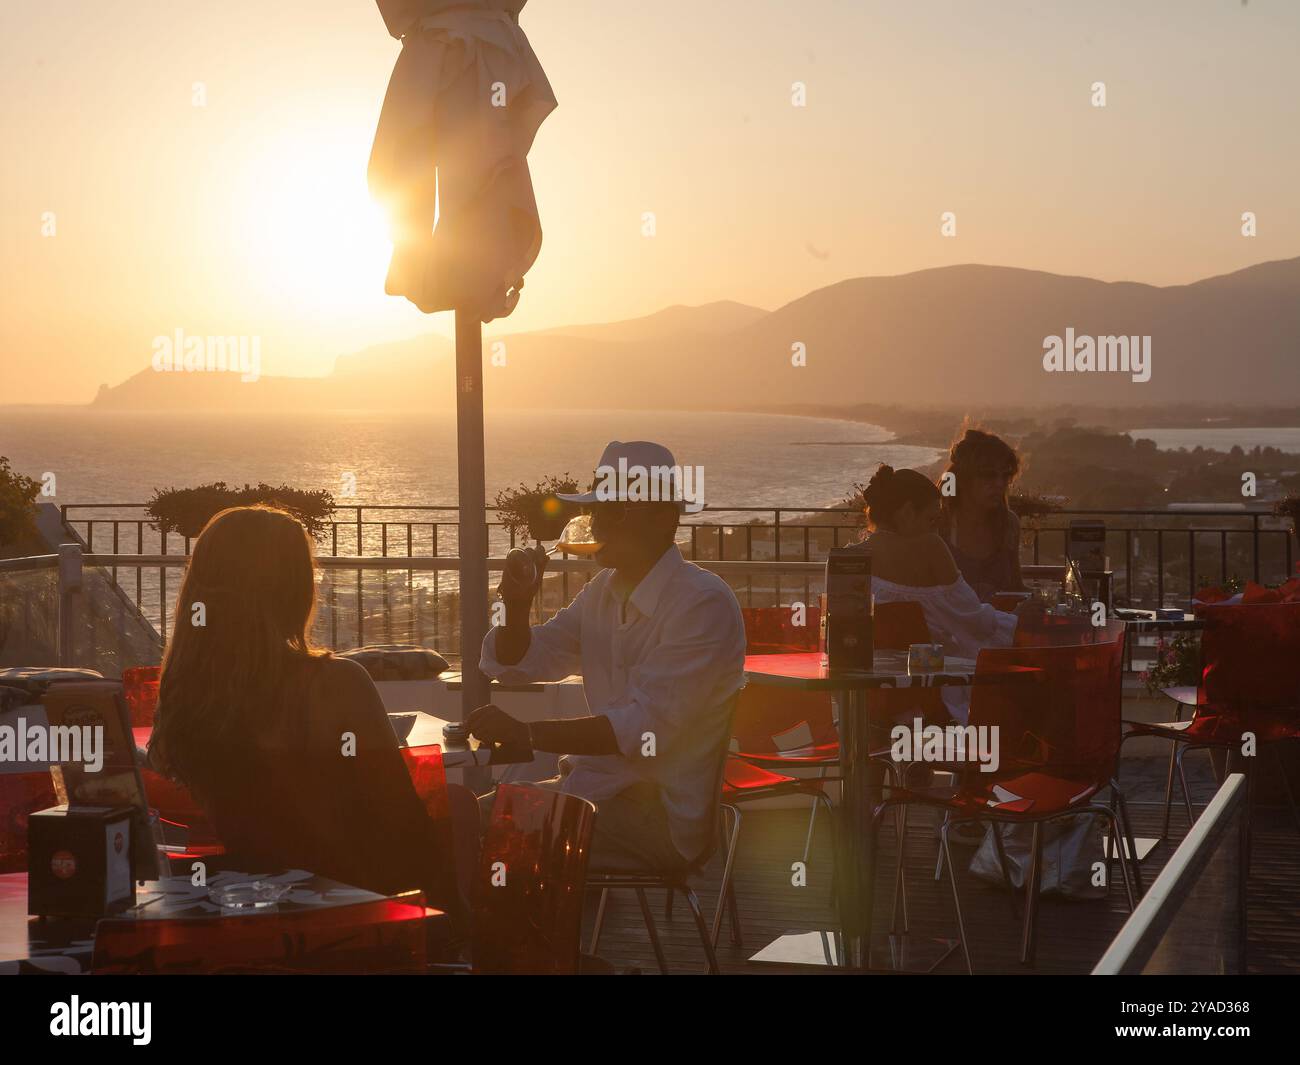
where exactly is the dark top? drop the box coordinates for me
[174,657,459,919]
[942,511,1022,603]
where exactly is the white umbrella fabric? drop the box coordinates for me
[368,0,555,728]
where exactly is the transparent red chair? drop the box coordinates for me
[713,603,937,947]
[862,623,1140,972]
[0,774,58,873]
[1122,601,1300,845]
[122,665,161,726]
[472,783,596,974]
[92,893,434,974]
[400,743,450,823]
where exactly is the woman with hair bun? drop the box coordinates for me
[857,464,1029,723]
[938,427,1026,603]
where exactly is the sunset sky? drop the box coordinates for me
[1,0,1297,404]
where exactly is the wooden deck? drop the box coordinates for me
[582,756,1300,975]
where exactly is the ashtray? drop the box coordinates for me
[208,881,293,910]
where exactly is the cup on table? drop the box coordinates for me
[907,643,944,675]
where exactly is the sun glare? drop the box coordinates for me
[234,131,395,316]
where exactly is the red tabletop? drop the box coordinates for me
[745,651,971,690]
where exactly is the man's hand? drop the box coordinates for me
[1013,595,1045,621]
[497,544,548,605]
[466,704,531,748]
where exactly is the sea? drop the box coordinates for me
[0,408,943,513]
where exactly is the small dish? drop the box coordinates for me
[208,881,292,910]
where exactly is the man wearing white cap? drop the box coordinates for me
[468,441,745,870]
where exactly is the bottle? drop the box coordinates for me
[505,547,537,595]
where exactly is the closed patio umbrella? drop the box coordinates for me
[368,0,556,725]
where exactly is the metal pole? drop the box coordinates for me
[454,309,492,741]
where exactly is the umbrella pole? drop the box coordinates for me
[454,308,491,772]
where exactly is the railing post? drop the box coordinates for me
[57,543,84,667]
[1252,515,1261,584]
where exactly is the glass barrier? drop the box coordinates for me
[1093,773,1248,974]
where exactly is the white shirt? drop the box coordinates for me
[480,545,745,862]
[871,575,1018,723]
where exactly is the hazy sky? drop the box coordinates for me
[1,0,1296,403]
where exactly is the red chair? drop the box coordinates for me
[863,623,1140,972]
[400,743,450,823]
[714,604,936,947]
[0,774,59,873]
[122,665,161,727]
[472,783,596,974]
[92,893,434,974]
[1123,602,1300,843]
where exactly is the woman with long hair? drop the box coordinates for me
[858,465,1025,722]
[938,427,1026,603]
[148,506,458,913]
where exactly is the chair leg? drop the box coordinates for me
[1157,701,1187,840]
[682,886,721,975]
[801,790,821,864]
[1020,823,1043,967]
[1112,788,1144,897]
[1095,806,1137,910]
[934,811,950,881]
[588,887,609,955]
[711,804,742,948]
[726,876,743,947]
[860,803,889,971]
[890,802,910,934]
[989,822,1021,920]
[635,887,669,975]
[940,820,973,975]
[1175,744,1197,829]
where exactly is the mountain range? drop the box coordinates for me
[89,256,1300,413]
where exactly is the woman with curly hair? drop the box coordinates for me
[939,427,1026,603]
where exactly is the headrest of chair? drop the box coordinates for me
[0,666,106,698]
[336,645,449,681]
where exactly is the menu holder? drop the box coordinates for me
[41,681,159,881]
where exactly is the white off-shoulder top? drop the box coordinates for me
[872,575,1018,722]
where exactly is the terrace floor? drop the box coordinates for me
[582,755,1300,975]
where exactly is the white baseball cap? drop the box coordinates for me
[556,440,690,512]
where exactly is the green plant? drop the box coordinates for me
[1275,494,1300,531]
[493,475,580,540]
[838,484,869,529]
[1139,632,1201,697]
[0,456,41,547]
[1196,573,1243,596]
[1009,491,1064,522]
[145,482,337,539]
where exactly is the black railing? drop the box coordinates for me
[60,503,1294,610]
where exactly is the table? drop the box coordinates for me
[0,869,438,974]
[132,712,532,773]
[400,711,532,769]
[1115,612,1203,635]
[742,650,1038,972]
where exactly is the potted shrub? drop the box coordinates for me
[493,475,580,541]
[145,482,337,540]
[1275,494,1300,570]
[0,456,41,556]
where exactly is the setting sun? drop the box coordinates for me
[232,129,395,317]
